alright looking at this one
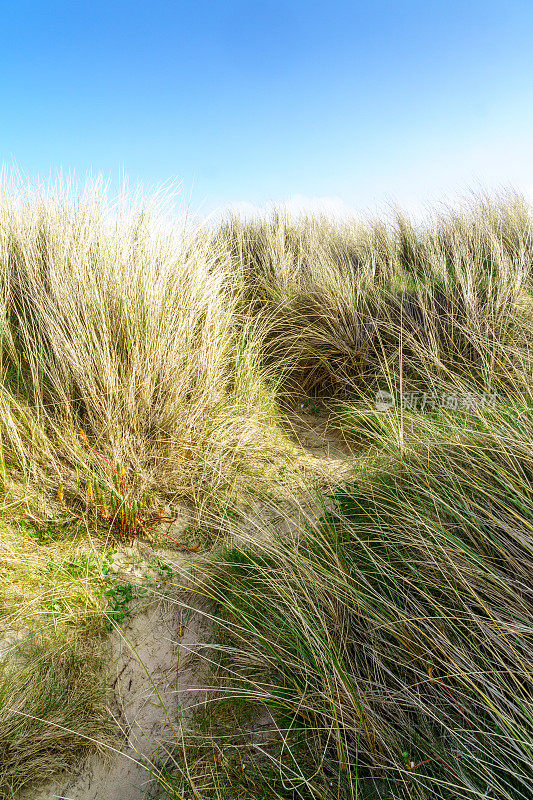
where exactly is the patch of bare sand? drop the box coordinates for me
[286,410,355,475]
[28,575,211,800]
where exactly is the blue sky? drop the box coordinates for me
[2,0,533,217]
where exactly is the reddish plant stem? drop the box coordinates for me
[79,432,200,550]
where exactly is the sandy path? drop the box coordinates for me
[26,412,353,800]
[286,409,355,466]
[30,587,210,800]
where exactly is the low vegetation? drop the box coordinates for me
[0,630,112,798]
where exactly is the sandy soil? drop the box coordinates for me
[28,581,211,800]
[286,409,355,469]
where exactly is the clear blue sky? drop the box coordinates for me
[2,0,533,216]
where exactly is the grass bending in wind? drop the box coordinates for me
[194,401,533,799]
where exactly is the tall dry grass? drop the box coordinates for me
[0,179,298,525]
[1,183,533,799]
[220,195,533,398]
[161,194,533,799]
[0,630,112,799]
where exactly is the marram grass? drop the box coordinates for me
[1,181,533,798]
[194,402,533,799]
[0,180,303,527]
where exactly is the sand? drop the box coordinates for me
[29,584,211,800]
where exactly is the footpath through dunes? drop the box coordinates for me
[26,555,211,800]
[26,409,355,800]
[284,405,356,472]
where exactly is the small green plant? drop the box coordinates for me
[41,552,102,579]
[27,517,77,544]
[149,556,174,579]
[300,398,322,415]
[103,580,146,629]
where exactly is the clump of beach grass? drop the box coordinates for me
[186,393,533,799]
[0,176,303,797]
[220,194,533,399]
[0,630,113,799]
[0,178,302,532]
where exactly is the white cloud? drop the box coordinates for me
[207,183,533,229]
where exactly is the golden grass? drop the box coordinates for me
[0,179,303,530]
[1,181,533,798]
